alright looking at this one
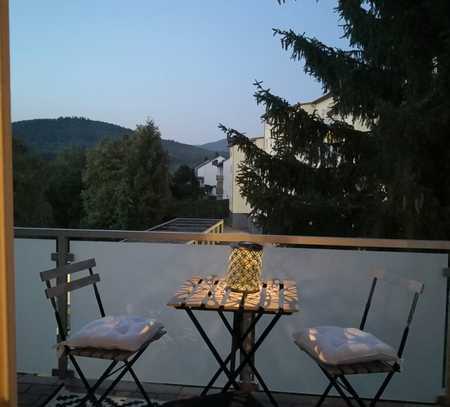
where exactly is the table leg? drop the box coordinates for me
[185,308,240,391]
[240,312,256,391]
[223,312,282,400]
[231,312,240,375]
[202,310,262,394]
[219,311,281,407]
[197,308,279,407]
[225,321,278,404]
[201,311,241,396]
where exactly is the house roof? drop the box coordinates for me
[194,155,226,170]
[300,93,332,106]
[148,217,223,233]
[228,135,264,149]
[249,136,264,141]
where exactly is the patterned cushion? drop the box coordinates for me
[293,326,399,366]
[61,316,164,352]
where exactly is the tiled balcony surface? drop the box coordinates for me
[17,373,435,407]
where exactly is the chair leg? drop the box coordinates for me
[74,361,120,407]
[129,366,153,406]
[316,382,333,407]
[67,342,155,406]
[370,372,395,407]
[70,355,119,407]
[319,371,396,407]
[97,363,135,404]
[320,368,355,407]
[338,376,366,407]
[68,353,102,407]
[97,343,151,404]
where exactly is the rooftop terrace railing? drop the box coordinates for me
[13,227,450,403]
[14,226,450,250]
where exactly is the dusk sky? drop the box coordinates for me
[9,0,347,145]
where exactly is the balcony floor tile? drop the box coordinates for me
[16,374,435,407]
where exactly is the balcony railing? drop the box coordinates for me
[14,227,450,403]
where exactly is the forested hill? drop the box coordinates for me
[12,118,132,158]
[12,117,224,169]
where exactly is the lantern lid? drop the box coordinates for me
[231,241,263,251]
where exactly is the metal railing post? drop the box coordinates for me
[443,257,450,406]
[51,234,74,379]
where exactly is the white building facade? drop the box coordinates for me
[213,157,231,200]
[228,94,369,230]
[194,155,229,199]
[229,137,265,230]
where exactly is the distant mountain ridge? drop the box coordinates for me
[12,117,227,170]
[13,117,132,158]
[198,138,228,155]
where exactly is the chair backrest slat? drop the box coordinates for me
[360,277,378,330]
[40,258,96,282]
[45,274,100,298]
[369,269,424,294]
[362,268,424,359]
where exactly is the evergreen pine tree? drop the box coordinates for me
[221,0,450,238]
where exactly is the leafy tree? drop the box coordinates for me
[171,165,202,200]
[82,120,172,229]
[221,0,450,239]
[126,121,172,228]
[46,147,86,228]
[13,138,53,227]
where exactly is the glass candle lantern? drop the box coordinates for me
[225,242,263,293]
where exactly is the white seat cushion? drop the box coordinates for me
[293,326,399,366]
[61,316,164,352]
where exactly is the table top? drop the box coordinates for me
[167,276,298,314]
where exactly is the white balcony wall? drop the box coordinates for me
[15,238,57,375]
[67,241,447,403]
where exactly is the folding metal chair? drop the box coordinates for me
[294,269,424,407]
[41,258,166,406]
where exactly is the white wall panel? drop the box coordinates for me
[68,242,446,402]
[15,238,56,375]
